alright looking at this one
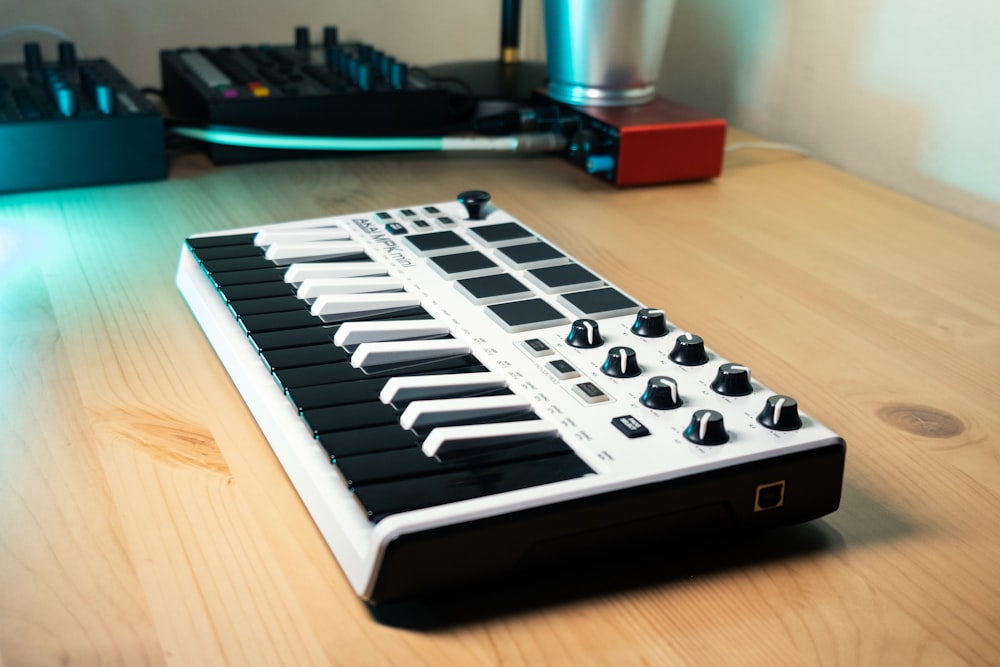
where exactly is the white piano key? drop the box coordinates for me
[284,261,388,284]
[399,395,533,431]
[296,277,405,301]
[350,339,472,369]
[421,420,559,459]
[334,320,452,347]
[378,371,507,404]
[310,293,421,320]
[265,241,365,265]
[254,228,350,247]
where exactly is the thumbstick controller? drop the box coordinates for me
[458,190,491,220]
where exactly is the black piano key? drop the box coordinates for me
[287,378,388,411]
[274,354,484,391]
[250,326,335,353]
[187,233,258,249]
[353,452,594,522]
[194,244,266,261]
[219,281,297,302]
[200,255,277,273]
[318,423,421,460]
[210,267,286,287]
[334,436,573,487]
[239,309,323,335]
[260,342,349,371]
[228,295,310,317]
[302,401,400,435]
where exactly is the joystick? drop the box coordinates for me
[458,190,491,220]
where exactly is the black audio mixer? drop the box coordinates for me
[0,41,166,195]
[160,26,455,165]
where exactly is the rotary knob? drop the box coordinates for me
[683,409,729,446]
[458,190,491,220]
[640,376,682,410]
[601,346,641,378]
[757,395,803,431]
[710,363,753,396]
[566,318,603,348]
[630,308,669,338]
[669,333,708,366]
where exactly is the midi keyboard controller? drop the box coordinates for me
[176,190,846,602]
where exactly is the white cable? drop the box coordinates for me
[170,126,566,153]
[0,24,83,56]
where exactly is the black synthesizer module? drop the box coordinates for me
[160,26,454,164]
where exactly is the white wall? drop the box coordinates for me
[653,0,1000,229]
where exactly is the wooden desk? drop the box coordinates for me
[2,133,999,665]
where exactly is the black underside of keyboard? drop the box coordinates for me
[371,443,844,602]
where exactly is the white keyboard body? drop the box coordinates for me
[176,194,845,602]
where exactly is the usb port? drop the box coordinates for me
[754,481,786,512]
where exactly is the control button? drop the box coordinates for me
[466,222,535,247]
[711,363,753,396]
[546,359,580,380]
[631,308,669,338]
[458,190,491,220]
[427,250,501,280]
[571,381,610,404]
[457,273,533,305]
[566,318,603,348]
[669,333,708,366]
[757,395,803,431]
[683,409,729,446]
[640,376,682,410]
[384,222,407,235]
[485,298,569,333]
[519,338,554,357]
[525,263,603,294]
[495,241,568,270]
[401,230,470,256]
[611,415,650,438]
[558,287,639,319]
[601,346,641,378]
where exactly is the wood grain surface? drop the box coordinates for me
[2,131,998,666]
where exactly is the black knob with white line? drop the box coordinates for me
[458,190,491,220]
[669,333,709,366]
[683,409,729,446]
[640,376,682,410]
[601,346,641,378]
[757,395,804,431]
[631,308,669,338]
[710,363,753,396]
[566,318,604,348]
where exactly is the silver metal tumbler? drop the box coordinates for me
[543,0,676,106]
